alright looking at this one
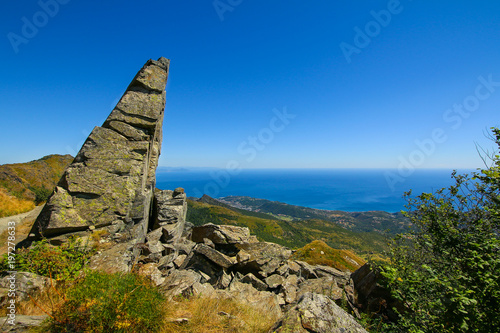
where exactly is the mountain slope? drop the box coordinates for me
[0,154,73,203]
[219,195,409,234]
[186,198,389,256]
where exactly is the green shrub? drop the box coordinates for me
[0,237,93,281]
[44,271,166,333]
[29,185,52,204]
[379,128,500,332]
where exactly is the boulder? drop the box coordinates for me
[350,263,403,322]
[159,269,202,299]
[193,243,236,269]
[272,292,368,333]
[240,273,268,291]
[293,260,318,279]
[297,277,343,301]
[281,274,299,304]
[137,263,165,286]
[0,315,49,332]
[235,242,292,277]
[191,223,254,245]
[265,274,285,289]
[0,272,50,306]
[152,188,187,243]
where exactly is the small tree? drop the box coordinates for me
[381,128,500,332]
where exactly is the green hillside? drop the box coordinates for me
[0,154,73,215]
[220,195,409,234]
[187,198,389,256]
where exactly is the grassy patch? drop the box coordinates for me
[0,188,35,218]
[292,240,366,272]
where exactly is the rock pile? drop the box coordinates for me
[124,193,368,332]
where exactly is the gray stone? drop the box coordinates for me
[0,272,50,306]
[235,242,292,277]
[159,269,202,299]
[294,260,318,279]
[281,275,299,304]
[297,277,343,301]
[194,243,235,269]
[0,315,49,332]
[138,263,165,286]
[273,292,368,333]
[240,273,268,291]
[191,223,253,244]
[173,254,187,268]
[265,274,285,289]
[27,57,170,255]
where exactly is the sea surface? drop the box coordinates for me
[156,168,474,213]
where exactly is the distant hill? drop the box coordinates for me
[187,196,390,256]
[0,154,73,204]
[291,240,366,272]
[219,195,410,234]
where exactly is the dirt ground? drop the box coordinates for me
[0,205,43,254]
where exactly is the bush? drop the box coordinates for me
[29,185,52,205]
[43,271,166,333]
[0,237,93,281]
[380,128,500,332]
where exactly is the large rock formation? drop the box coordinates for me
[25,57,171,250]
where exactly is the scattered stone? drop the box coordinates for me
[0,272,50,306]
[265,274,285,289]
[297,277,343,301]
[194,243,235,268]
[235,242,292,277]
[191,223,253,244]
[240,273,268,291]
[159,269,201,299]
[272,292,369,333]
[0,315,49,332]
[137,263,165,286]
[173,254,187,268]
[294,260,318,279]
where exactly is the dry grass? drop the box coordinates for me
[0,188,35,218]
[3,278,280,333]
[292,239,366,272]
[161,295,280,333]
[0,278,67,318]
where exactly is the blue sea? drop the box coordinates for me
[156,168,474,213]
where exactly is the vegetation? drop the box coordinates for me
[0,154,73,215]
[0,188,35,217]
[161,294,281,333]
[220,195,410,234]
[0,237,93,281]
[38,271,166,333]
[30,185,53,205]
[187,199,389,256]
[380,128,500,332]
[291,240,365,271]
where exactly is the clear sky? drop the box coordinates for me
[1,1,499,169]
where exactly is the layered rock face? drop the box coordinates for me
[28,57,170,244]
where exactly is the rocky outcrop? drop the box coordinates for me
[28,57,169,242]
[272,292,369,333]
[131,218,367,331]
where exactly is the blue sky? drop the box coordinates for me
[1,1,499,169]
